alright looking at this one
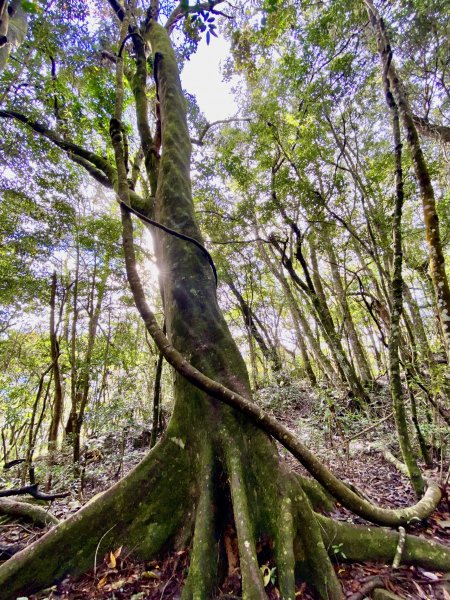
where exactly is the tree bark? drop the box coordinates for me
[366,0,450,360]
[46,271,64,490]
[48,271,64,450]
[374,18,425,496]
[326,242,372,382]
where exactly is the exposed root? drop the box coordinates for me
[378,446,410,478]
[348,576,384,600]
[182,448,218,600]
[295,474,335,512]
[272,495,296,600]
[227,443,267,600]
[293,485,343,600]
[318,514,450,571]
[0,435,191,600]
[0,497,59,527]
[0,416,448,600]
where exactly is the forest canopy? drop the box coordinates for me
[0,0,449,599]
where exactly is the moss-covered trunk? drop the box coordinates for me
[141,22,343,598]
[374,16,425,497]
[365,0,450,360]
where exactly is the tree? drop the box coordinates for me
[1,2,450,599]
[365,0,450,361]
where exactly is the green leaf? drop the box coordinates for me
[21,0,40,13]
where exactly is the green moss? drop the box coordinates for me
[0,434,193,600]
[318,515,450,571]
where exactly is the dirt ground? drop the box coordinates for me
[1,383,449,599]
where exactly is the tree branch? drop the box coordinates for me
[165,0,228,33]
[0,483,68,501]
[0,109,115,182]
[412,114,450,144]
[106,0,125,22]
[191,117,251,146]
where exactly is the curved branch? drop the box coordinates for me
[0,483,69,501]
[70,155,113,188]
[191,117,251,146]
[412,114,450,144]
[118,32,143,58]
[120,205,441,528]
[122,201,218,285]
[0,498,59,526]
[0,109,150,215]
[164,0,228,34]
[0,109,115,182]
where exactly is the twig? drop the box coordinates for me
[348,576,384,600]
[94,524,117,579]
[191,117,251,146]
[3,459,26,470]
[392,526,406,568]
[0,483,69,500]
[159,573,176,600]
[345,412,393,443]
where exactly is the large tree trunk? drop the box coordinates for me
[142,23,338,596]
[2,13,450,600]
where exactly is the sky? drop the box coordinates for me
[180,34,238,122]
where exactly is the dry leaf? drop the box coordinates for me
[142,569,162,579]
[108,551,117,569]
[97,574,107,589]
[110,578,127,590]
[421,571,439,581]
[442,587,450,600]
[437,520,450,529]
[114,545,123,558]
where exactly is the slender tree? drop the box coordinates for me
[365,0,450,360]
[374,12,425,496]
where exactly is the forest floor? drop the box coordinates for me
[1,380,450,599]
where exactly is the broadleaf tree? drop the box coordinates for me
[0,1,450,599]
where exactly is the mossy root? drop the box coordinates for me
[318,514,450,571]
[181,451,218,600]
